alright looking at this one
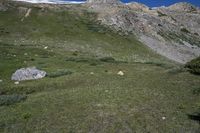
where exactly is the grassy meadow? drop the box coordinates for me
[0,2,200,132]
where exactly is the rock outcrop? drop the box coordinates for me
[167,2,198,12]
[11,67,46,81]
[85,2,200,63]
[127,2,149,12]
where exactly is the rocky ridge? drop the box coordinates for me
[85,1,200,63]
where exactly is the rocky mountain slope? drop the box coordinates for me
[85,0,200,63]
[1,0,200,63]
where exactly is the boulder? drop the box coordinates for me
[11,67,46,81]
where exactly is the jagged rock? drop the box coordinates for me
[11,67,46,81]
[167,2,197,12]
[127,2,149,12]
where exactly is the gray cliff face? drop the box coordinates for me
[85,2,200,63]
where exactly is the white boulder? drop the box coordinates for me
[11,67,46,81]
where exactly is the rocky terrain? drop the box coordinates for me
[85,0,200,63]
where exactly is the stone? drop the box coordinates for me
[117,71,124,76]
[90,72,94,75]
[0,79,2,82]
[11,67,46,81]
[14,81,19,85]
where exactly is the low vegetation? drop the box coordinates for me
[181,28,190,33]
[157,11,168,17]
[0,2,199,132]
[185,56,200,74]
[47,69,73,78]
[0,94,27,106]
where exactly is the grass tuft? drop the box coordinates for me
[47,69,73,78]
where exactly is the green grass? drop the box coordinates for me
[47,69,73,78]
[0,2,200,132]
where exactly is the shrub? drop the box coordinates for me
[181,28,190,33]
[47,69,72,78]
[194,33,199,36]
[157,11,167,17]
[99,57,116,63]
[185,57,200,75]
[0,94,27,106]
[193,87,200,95]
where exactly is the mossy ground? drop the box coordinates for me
[0,3,200,132]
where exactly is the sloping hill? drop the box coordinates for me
[85,1,200,63]
[0,1,200,132]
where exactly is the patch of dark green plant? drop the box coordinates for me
[181,28,190,34]
[47,69,73,78]
[185,57,200,75]
[0,94,27,106]
[193,87,200,95]
[143,61,167,68]
[1,86,36,96]
[22,112,32,120]
[157,11,167,17]
[194,32,199,36]
[99,57,116,63]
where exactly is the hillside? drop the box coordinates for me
[85,0,200,63]
[0,0,200,132]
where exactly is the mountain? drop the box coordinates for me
[85,1,200,63]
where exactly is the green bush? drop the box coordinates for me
[185,57,200,75]
[47,69,72,78]
[157,11,167,17]
[99,57,116,63]
[193,87,200,95]
[0,94,27,106]
[181,28,190,33]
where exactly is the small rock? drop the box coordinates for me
[105,90,109,93]
[11,67,46,81]
[14,81,19,85]
[117,71,124,76]
[44,46,48,49]
[24,53,28,56]
[90,72,94,75]
[0,79,2,82]
[162,117,166,120]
